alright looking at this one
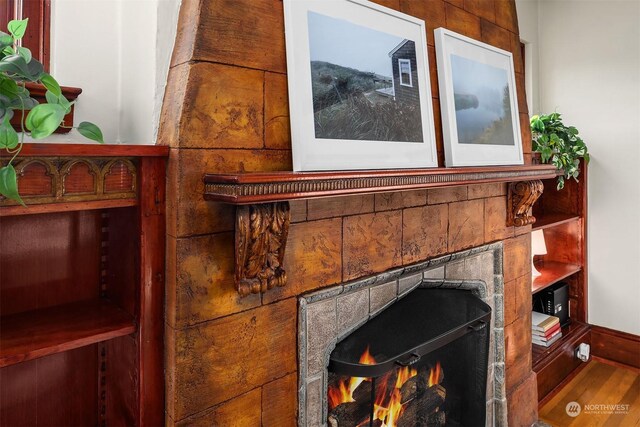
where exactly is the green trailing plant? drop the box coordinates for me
[530,112,589,190]
[0,18,103,205]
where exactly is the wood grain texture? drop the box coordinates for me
[533,322,591,402]
[505,311,532,390]
[402,203,448,264]
[343,211,402,281]
[204,165,558,204]
[591,326,640,370]
[494,0,519,32]
[136,156,167,426]
[507,371,538,427]
[172,299,297,419]
[464,0,496,23]
[265,71,291,150]
[0,346,99,427]
[169,232,260,328]
[399,0,446,46]
[307,194,374,220]
[0,300,135,367]
[193,0,286,73]
[176,388,262,427]
[178,62,265,149]
[428,185,468,204]
[173,148,291,237]
[480,17,511,51]
[503,233,531,282]
[262,373,298,427]
[507,180,544,227]
[265,218,342,304]
[445,3,482,40]
[235,202,290,296]
[448,199,484,252]
[484,195,514,241]
[539,361,640,427]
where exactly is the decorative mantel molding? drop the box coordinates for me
[204,166,556,296]
[507,180,544,227]
[235,202,290,296]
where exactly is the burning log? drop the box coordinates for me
[399,366,444,404]
[397,384,446,427]
[352,380,372,403]
[426,410,446,426]
[328,402,369,427]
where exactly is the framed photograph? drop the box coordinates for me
[434,28,523,167]
[283,0,438,171]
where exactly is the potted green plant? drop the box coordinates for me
[0,18,102,205]
[530,112,589,190]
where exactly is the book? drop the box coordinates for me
[531,311,560,332]
[532,322,561,338]
[532,327,561,342]
[533,332,562,347]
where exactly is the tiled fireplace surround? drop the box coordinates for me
[298,243,508,426]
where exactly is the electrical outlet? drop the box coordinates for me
[575,343,590,362]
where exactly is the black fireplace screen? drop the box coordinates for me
[327,288,491,427]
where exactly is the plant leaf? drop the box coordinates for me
[0,31,12,47]
[40,73,61,97]
[17,46,31,63]
[77,121,104,143]
[0,54,32,79]
[7,18,28,40]
[0,113,18,148]
[0,164,24,205]
[25,103,66,139]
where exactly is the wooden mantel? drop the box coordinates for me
[203,165,557,297]
[204,164,558,204]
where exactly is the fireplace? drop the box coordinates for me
[327,289,491,426]
[298,243,507,427]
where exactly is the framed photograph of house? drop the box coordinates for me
[283,0,438,171]
[434,28,523,167]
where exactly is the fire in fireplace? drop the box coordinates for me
[327,289,491,427]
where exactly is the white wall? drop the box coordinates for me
[532,0,640,335]
[47,0,180,144]
[515,0,540,114]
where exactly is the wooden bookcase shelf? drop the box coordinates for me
[532,262,582,294]
[532,321,590,367]
[533,213,580,231]
[530,163,589,403]
[0,299,135,368]
[0,144,167,426]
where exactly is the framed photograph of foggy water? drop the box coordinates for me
[434,28,523,167]
[283,0,438,171]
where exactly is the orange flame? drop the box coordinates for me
[328,346,377,410]
[428,361,442,387]
[328,348,443,427]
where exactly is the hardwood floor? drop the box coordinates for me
[540,360,640,426]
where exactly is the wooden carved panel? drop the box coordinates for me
[0,157,137,207]
[235,202,290,296]
[508,180,544,227]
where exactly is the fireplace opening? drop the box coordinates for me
[327,289,491,427]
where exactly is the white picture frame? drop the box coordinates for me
[283,0,438,171]
[434,28,523,167]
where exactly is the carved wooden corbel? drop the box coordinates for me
[507,180,544,226]
[235,202,291,296]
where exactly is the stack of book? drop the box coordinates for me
[532,311,562,347]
